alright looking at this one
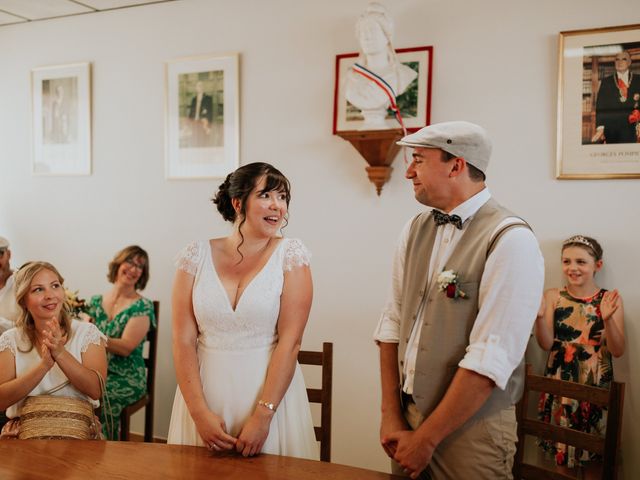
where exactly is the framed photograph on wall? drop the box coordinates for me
[557,24,640,179]
[31,62,91,175]
[165,53,239,179]
[332,46,432,134]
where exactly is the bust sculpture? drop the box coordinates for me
[345,2,417,130]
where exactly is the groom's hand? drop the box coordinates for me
[384,429,435,479]
[380,410,409,458]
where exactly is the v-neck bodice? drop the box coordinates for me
[176,238,310,350]
[209,239,284,313]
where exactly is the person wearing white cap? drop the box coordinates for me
[0,236,20,334]
[374,121,544,479]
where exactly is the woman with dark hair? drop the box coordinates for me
[85,245,156,440]
[167,162,317,459]
[0,262,106,437]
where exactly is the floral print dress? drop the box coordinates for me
[87,295,156,440]
[538,288,612,467]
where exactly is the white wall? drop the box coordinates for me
[0,0,638,476]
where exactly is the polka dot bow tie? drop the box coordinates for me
[431,209,463,229]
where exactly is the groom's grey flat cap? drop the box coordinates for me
[397,121,492,174]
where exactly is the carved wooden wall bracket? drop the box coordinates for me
[337,129,404,195]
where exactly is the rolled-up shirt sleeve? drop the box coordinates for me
[458,223,544,390]
[373,219,414,344]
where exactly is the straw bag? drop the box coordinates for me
[19,394,96,440]
[8,370,107,440]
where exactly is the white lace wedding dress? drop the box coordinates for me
[167,238,318,459]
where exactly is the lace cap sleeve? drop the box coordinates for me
[78,322,107,354]
[174,240,202,276]
[0,330,17,356]
[283,238,311,272]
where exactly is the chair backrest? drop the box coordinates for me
[145,301,160,399]
[298,342,333,462]
[513,364,624,480]
[118,301,159,441]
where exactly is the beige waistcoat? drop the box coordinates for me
[398,198,530,419]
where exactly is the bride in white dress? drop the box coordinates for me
[167,162,318,459]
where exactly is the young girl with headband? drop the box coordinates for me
[535,235,625,469]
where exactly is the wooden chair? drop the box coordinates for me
[513,364,624,480]
[298,342,333,462]
[120,300,159,442]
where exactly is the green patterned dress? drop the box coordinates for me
[538,288,612,467]
[87,295,156,440]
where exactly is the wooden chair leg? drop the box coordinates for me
[0,410,8,431]
[120,411,130,441]
[144,403,154,442]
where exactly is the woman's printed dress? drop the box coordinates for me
[538,288,613,467]
[87,295,156,440]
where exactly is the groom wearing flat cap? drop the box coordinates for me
[374,121,544,479]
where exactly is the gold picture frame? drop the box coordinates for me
[557,24,640,179]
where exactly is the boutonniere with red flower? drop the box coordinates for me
[436,270,467,299]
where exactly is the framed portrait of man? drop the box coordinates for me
[165,53,239,179]
[31,62,91,175]
[557,24,640,178]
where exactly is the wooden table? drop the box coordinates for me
[0,440,403,479]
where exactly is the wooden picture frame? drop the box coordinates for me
[557,24,640,179]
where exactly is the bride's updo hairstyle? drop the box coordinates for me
[212,162,291,257]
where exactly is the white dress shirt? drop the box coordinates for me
[374,188,544,391]
[617,70,630,88]
[194,93,203,120]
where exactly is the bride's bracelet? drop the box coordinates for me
[257,399,276,412]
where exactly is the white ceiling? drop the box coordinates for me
[0,0,178,26]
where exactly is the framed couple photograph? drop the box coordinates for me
[557,23,640,179]
[31,62,92,175]
[332,46,432,134]
[165,53,239,179]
